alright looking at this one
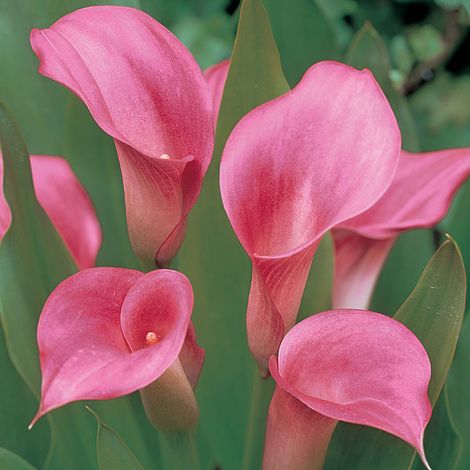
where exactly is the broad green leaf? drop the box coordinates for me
[346,22,420,152]
[298,233,334,320]
[64,97,138,268]
[0,327,49,468]
[177,0,288,468]
[0,104,98,469]
[263,0,339,86]
[372,230,435,315]
[394,237,466,401]
[86,407,144,470]
[0,103,76,392]
[447,316,470,469]
[172,13,234,69]
[0,448,36,470]
[411,385,461,470]
[326,237,466,469]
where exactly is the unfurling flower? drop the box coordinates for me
[0,154,101,269]
[264,310,431,470]
[30,268,204,432]
[220,61,401,373]
[31,6,214,268]
[333,148,470,309]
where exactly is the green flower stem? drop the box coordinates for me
[242,365,275,470]
[159,431,200,470]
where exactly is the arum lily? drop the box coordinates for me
[30,268,204,432]
[333,148,470,308]
[265,310,431,470]
[0,154,101,269]
[31,6,214,268]
[220,61,401,373]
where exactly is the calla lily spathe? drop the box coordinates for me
[333,148,470,309]
[31,268,204,432]
[220,61,401,372]
[264,310,432,470]
[0,154,101,269]
[31,6,214,268]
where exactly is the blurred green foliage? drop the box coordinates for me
[0,0,469,469]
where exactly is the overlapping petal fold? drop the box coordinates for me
[0,154,101,269]
[205,59,230,127]
[30,6,214,266]
[334,148,470,308]
[220,61,401,370]
[268,310,431,468]
[340,149,470,238]
[332,232,395,309]
[32,267,195,425]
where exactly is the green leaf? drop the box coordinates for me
[0,326,50,468]
[326,237,467,469]
[0,103,76,392]
[372,230,435,315]
[298,233,334,320]
[177,0,289,467]
[0,448,37,470]
[64,97,138,268]
[346,22,420,152]
[86,407,144,470]
[0,103,100,470]
[411,385,461,470]
[447,316,470,469]
[263,0,339,86]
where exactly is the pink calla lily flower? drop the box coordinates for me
[220,61,401,372]
[30,268,204,431]
[0,154,101,269]
[333,148,470,309]
[264,310,432,470]
[31,6,214,268]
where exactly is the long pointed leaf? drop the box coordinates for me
[0,448,36,470]
[86,407,144,470]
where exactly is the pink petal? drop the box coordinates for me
[0,154,101,269]
[269,310,431,465]
[220,61,400,370]
[179,322,205,389]
[32,268,193,425]
[341,149,470,238]
[332,231,396,309]
[31,6,213,266]
[204,59,230,127]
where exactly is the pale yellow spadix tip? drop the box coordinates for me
[146,331,160,346]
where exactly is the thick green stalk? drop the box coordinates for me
[159,432,200,470]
